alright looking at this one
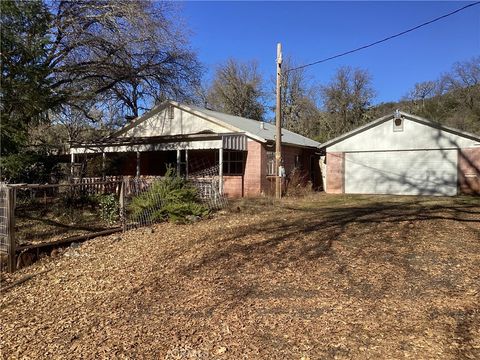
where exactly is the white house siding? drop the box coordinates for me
[328,118,478,152]
[120,107,232,138]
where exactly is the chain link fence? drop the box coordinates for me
[189,164,228,209]
[0,184,11,271]
[0,185,8,253]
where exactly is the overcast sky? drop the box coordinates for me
[182,1,480,105]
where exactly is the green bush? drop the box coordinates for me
[128,167,209,224]
[0,152,62,184]
[97,193,120,225]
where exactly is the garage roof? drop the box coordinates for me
[320,111,480,149]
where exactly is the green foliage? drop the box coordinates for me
[128,168,209,224]
[1,0,56,155]
[97,194,120,226]
[376,57,480,135]
[1,0,201,156]
[317,57,479,142]
[0,152,62,183]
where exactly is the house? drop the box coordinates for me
[320,111,480,196]
[70,101,321,197]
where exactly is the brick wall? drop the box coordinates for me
[243,140,264,197]
[258,144,320,196]
[287,147,320,186]
[458,147,480,195]
[223,176,243,198]
[326,152,344,194]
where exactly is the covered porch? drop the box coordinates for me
[70,133,248,196]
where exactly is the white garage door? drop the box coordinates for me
[344,150,458,196]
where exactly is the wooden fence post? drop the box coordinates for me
[6,187,16,273]
[119,179,126,232]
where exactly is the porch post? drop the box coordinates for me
[136,151,140,178]
[176,149,181,176]
[218,148,223,195]
[70,153,75,179]
[185,149,189,179]
[102,151,106,180]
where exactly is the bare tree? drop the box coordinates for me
[400,57,480,133]
[407,81,438,108]
[440,57,480,112]
[280,57,321,137]
[2,0,202,161]
[47,1,201,122]
[320,66,375,137]
[207,59,265,120]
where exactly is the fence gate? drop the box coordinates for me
[0,185,15,272]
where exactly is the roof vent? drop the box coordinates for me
[167,105,174,120]
[260,122,265,130]
[393,110,404,132]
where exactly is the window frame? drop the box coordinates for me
[266,151,276,176]
[217,150,246,175]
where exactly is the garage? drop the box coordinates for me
[344,150,458,196]
[321,111,480,196]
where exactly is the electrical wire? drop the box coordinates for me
[286,2,480,73]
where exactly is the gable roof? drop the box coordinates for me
[114,100,320,148]
[319,111,480,149]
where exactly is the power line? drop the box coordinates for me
[287,2,480,73]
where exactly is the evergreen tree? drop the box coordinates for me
[1,0,55,155]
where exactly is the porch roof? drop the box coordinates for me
[70,133,247,154]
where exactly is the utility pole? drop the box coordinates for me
[275,43,282,199]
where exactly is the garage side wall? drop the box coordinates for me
[458,147,480,195]
[326,152,344,194]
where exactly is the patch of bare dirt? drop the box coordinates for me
[1,194,479,359]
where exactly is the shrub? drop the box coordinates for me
[128,167,209,224]
[285,167,313,197]
[0,152,62,184]
[97,193,120,225]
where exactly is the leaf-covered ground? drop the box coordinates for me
[1,194,479,359]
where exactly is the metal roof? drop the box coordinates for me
[319,111,480,149]
[175,102,320,148]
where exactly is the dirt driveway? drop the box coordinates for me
[1,194,479,359]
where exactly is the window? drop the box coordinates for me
[266,151,276,175]
[217,151,245,175]
[294,155,301,168]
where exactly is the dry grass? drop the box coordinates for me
[1,194,479,359]
[14,197,114,247]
